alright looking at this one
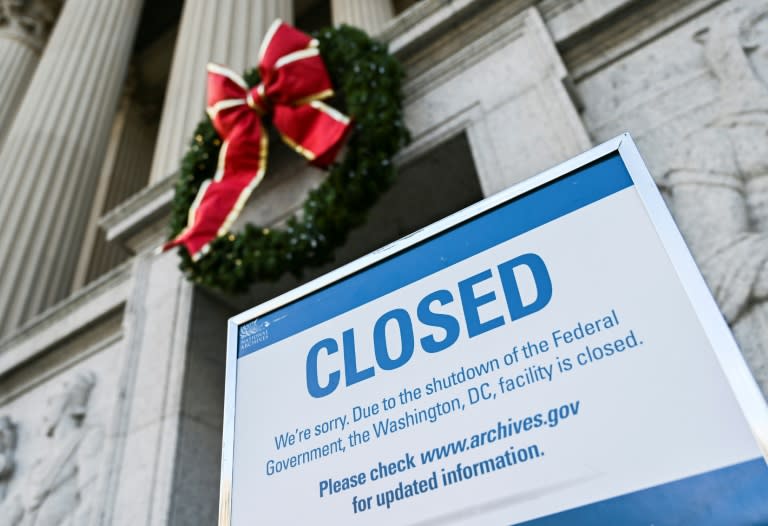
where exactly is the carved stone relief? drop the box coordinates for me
[0,416,17,501]
[0,370,104,526]
[0,0,62,50]
[666,6,768,396]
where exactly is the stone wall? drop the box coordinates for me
[0,283,125,526]
[570,0,768,394]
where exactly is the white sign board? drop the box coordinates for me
[219,135,768,525]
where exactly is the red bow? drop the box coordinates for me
[164,20,352,260]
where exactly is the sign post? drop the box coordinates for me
[219,134,768,525]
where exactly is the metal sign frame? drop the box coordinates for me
[217,133,768,524]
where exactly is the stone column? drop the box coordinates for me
[331,0,394,35]
[0,0,143,336]
[147,0,294,185]
[0,0,62,147]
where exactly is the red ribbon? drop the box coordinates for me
[163,20,352,260]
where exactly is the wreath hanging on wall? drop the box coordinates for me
[165,22,409,293]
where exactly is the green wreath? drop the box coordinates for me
[167,25,409,293]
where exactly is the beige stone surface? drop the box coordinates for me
[0,328,123,526]
[571,0,768,394]
[401,4,590,195]
[332,0,394,34]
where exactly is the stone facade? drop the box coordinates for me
[0,0,765,524]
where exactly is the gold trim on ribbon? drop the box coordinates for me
[291,88,334,107]
[213,141,230,182]
[207,98,247,120]
[192,242,211,262]
[217,133,270,238]
[275,47,320,69]
[256,84,270,111]
[189,134,269,262]
[281,134,316,162]
[173,176,212,257]
[207,63,248,90]
[310,100,351,125]
[246,92,265,114]
[259,19,283,62]
[188,180,210,228]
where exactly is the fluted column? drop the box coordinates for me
[0,0,62,147]
[0,0,143,336]
[147,0,294,184]
[332,0,394,35]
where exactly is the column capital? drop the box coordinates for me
[0,0,62,51]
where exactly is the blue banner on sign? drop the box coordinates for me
[514,457,768,526]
